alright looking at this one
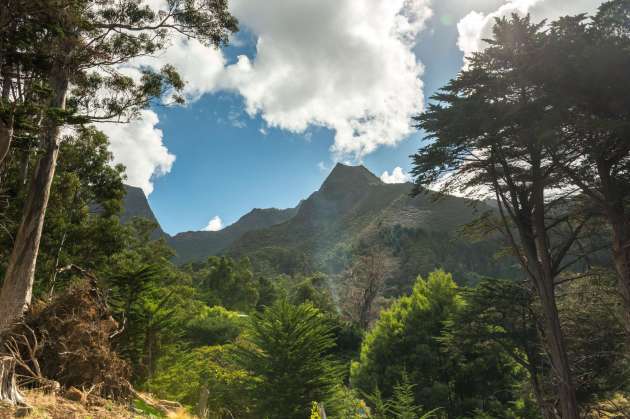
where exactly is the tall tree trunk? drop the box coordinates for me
[0,71,68,335]
[529,369,556,419]
[538,279,578,419]
[530,179,579,419]
[598,157,630,334]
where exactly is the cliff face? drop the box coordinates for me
[120,185,165,238]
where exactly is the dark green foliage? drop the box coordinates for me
[235,300,343,419]
[145,344,252,418]
[389,374,441,419]
[184,256,260,312]
[353,270,530,418]
[184,306,245,346]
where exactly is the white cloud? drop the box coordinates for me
[98,110,175,195]
[380,167,412,184]
[203,216,224,231]
[103,0,434,191]
[457,0,602,66]
[221,0,432,158]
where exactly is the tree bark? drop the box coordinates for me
[0,71,68,335]
[538,279,578,419]
[531,179,579,419]
[598,158,630,334]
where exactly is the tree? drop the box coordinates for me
[557,271,629,408]
[0,0,238,334]
[352,270,524,418]
[0,0,55,169]
[410,15,597,418]
[446,279,552,418]
[235,300,343,419]
[341,249,394,330]
[186,256,260,312]
[535,0,630,331]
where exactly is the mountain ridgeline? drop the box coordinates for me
[124,164,517,289]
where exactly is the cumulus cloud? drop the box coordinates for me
[457,0,602,65]
[104,0,434,192]
[203,216,224,231]
[221,0,432,158]
[380,167,412,184]
[98,110,175,195]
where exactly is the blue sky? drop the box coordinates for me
[112,0,601,235]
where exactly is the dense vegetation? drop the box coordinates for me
[1,0,630,418]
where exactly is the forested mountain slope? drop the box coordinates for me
[167,206,298,264]
[119,186,298,263]
[226,163,518,288]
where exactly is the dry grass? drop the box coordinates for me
[0,389,197,419]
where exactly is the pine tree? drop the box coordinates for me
[235,299,343,419]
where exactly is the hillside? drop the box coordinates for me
[226,163,518,289]
[166,206,298,264]
[119,186,297,263]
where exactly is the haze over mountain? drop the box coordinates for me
[121,164,517,288]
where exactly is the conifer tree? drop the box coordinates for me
[235,300,343,419]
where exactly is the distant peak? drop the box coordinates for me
[320,163,382,193]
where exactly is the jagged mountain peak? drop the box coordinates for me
[320,163,382,193]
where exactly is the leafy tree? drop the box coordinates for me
[0,126,127,294]
[186,256,259,312]
[288,272,337,313]
[0,0,237,334]
[184,305,245,347]
[235,299,343,419]
[446,279,551,418]
[557,272,630,407]
[352,270,526,418]
[390,374,441,419]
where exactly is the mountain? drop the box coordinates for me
[121,185,165,238]
[166,207,298,264]
[120,164,517,288]
[226,163,517,289]
[119,186,297,262]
